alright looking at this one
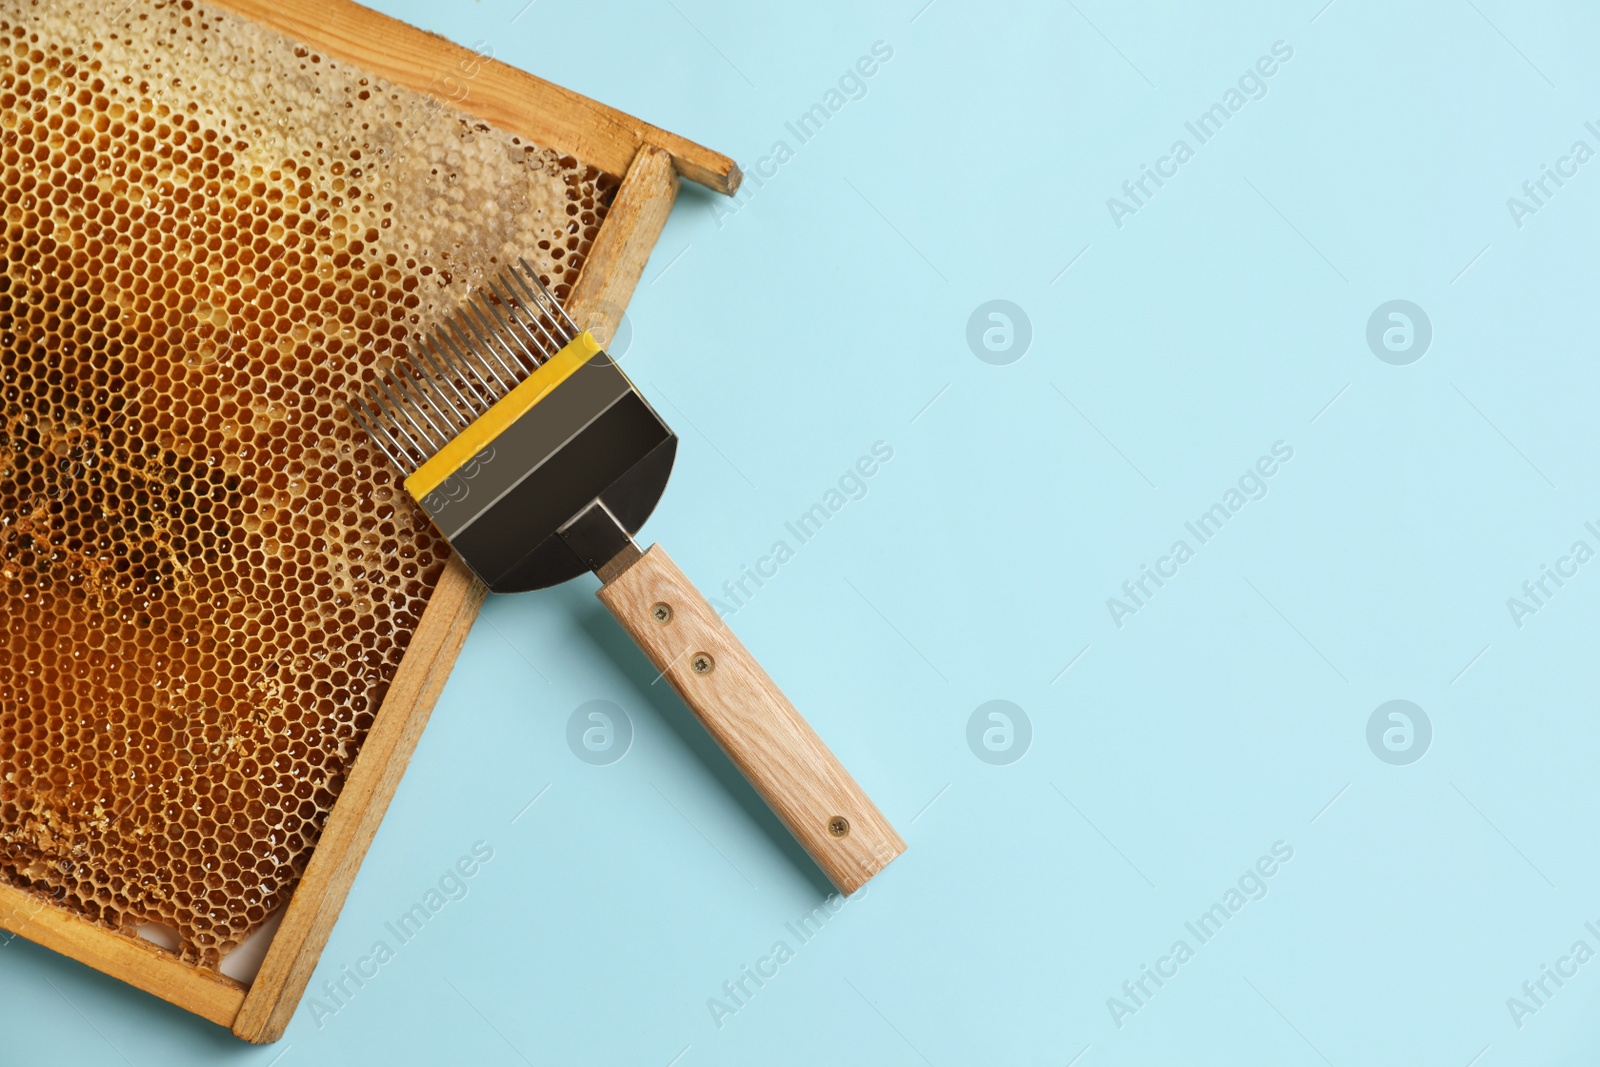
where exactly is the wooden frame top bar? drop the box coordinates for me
[212,0,742,195]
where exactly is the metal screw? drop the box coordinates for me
[651,602,672,624]
[828,816,850,838]
[690,653,714,675]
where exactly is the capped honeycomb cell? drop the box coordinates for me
[0,0,617,967]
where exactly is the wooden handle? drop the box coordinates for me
[597,545,905,893]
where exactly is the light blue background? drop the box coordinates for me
[8,0,1600,1063]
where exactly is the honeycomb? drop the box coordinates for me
[0,0,618,966]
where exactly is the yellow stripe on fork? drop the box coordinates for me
[404,331,603,501]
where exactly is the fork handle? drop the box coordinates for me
[596,545,905,894]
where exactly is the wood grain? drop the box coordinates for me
[230,558,486,1043]
[0,881,247,1028]
[209,0,742,194]
[566,145,680,345]
[598,546,906,894]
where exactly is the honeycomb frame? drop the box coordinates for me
[0,0,738,1042]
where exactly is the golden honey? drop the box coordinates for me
[0,0,616,966]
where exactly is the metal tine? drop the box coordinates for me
[502,260,559,341]
[445,315,516,395]
[352,389,409,462]
[377,369,444,453]
[356,392,418,468]
[476,282,546,369]
[490,265,560,353]
[345,400,406,473]
[515,257,579,335]
[429,330,496,408]
[401,353,468,432]
[465,293,534,379]
[503,281,568,360]
[507,261,574,346]
[530,278,578,348]
[386,358,451,438]
[373,372,441,455]
[440,320,510,399]
[393,363,456,444]
[518,258,579,338]
[356,392,422,470]
[416,337,480,422]
[491,272,561,360]
[460,304,527,387]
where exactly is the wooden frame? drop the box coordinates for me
[0,0,737,1043]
